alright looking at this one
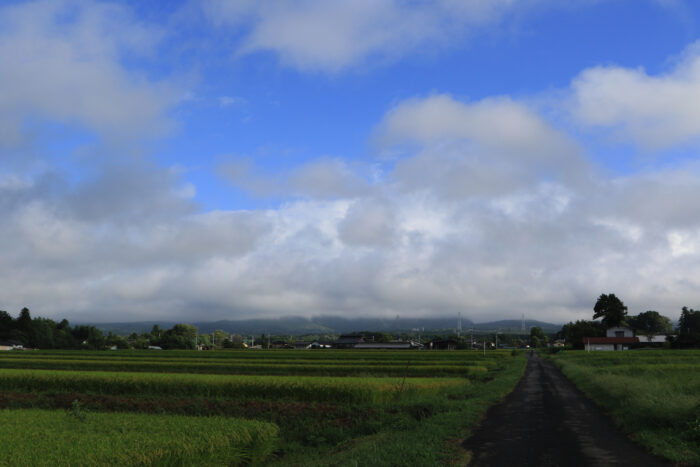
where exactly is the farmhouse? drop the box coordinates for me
[428,339,458,350]
[334,334,365,349]
[354,341,422,350]
[637,334,669,344]
[292,341,334,349]
[583,327,639,351]
[0,340,23,351]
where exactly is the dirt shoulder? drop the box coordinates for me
[463,352,671,466]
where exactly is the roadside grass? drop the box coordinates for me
[549,350,700,465]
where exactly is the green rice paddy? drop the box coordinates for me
[0,349,526,465]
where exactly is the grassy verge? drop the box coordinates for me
[548,350,700,465]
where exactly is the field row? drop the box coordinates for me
[0,408,278,466]
[0,368,468,403]
[0,349,526,465]
[0,356,490,377]
[1,348,507,362]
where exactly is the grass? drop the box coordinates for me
[283,354,527,466]
[548,350,700,465]
[0,349,526,465]
[0,350,498,377]
[0,408,279,466]
[0,369,468,403]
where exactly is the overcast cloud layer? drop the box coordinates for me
[1,0,699,324]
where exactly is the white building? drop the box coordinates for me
[583,327,638,351]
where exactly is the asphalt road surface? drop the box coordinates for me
[463,352,671,466]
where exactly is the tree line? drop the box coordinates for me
[0,308,242,350]
[558,293,700,349]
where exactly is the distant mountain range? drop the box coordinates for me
[87,315,563,336]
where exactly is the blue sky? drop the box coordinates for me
[2,0,700,324]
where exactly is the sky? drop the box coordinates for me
[2,0,700,324]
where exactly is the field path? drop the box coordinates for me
[463,352,670,466]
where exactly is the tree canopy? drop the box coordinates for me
[627,310,673,340]
[593,293,628,328]
[676,306,700,348]
[558,320,605,349]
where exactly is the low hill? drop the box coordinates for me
[89,315,562,337]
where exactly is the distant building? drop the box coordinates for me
[637,334,669,344]
[606,327,634,338]
[334,334,365,349]
[354,341,422,350]
[427,339,457,350]
[0,340,23,351]
[309,340,333,349]
[583,327,638,351]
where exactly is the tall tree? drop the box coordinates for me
[677,307,700,348]
[593,293,628,328]
[530,326,546,347]
[627,311,673,341]
[558,320,605,349]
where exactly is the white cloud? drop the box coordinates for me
[0,0,177,145]
[570,42,700,149]
[203,0,522,72]
[375,94,587,198]
[338,198,397,247]
[218,157,369,199]
[376,94,578,160]
[4,6,700,327]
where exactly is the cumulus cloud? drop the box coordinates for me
[202,0,521,72]
[6,87,700,324]
[570,42,700,149]
[218,157,369,199]
[4,1,700,326]
[338,198,397,247]
[375,94,588,198]
[0,0,177,146]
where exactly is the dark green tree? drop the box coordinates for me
[530,326,547,347]
[106,332,129,349]
[0,310,13,338]
[31,318,56,349]
[593,293,628,328]
[627,311,673,342]
[677,307,700,348]
[558,320,605,349]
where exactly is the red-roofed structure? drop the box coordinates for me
[582,336,639,351]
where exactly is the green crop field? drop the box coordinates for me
[0,408,278,466]
[548,350,700,465]
[0,349,526,465]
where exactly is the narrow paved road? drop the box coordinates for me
[463,352,670,466]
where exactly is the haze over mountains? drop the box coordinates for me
[89,316,562,337]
